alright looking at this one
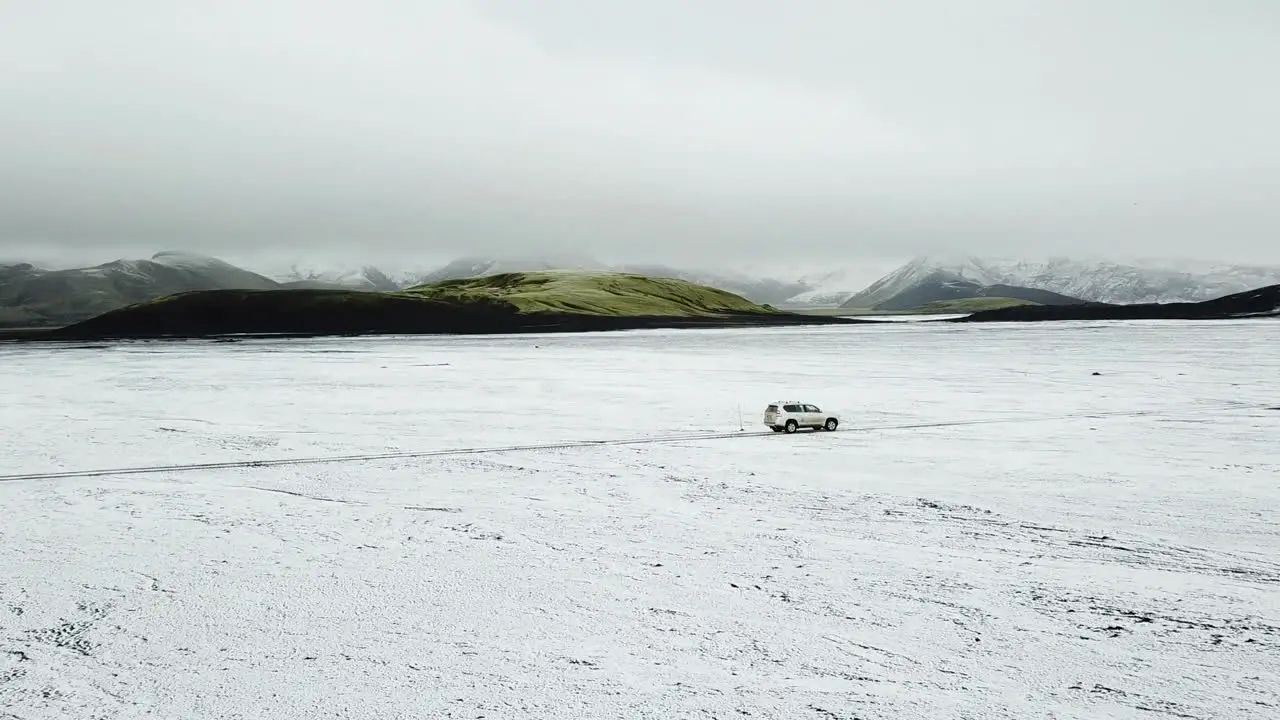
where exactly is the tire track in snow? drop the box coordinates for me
[0,402,1268,484]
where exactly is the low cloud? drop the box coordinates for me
[2,1,1278,268]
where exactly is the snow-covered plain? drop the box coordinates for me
[2,320,1278,719]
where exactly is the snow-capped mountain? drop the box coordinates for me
[269,264,401,291]
[999,258,1280,304]
[841,256,1280,308]
[84,251,280,290]
[840,256,998,308]
[0,251,280,327]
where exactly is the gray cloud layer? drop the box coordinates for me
[2,0,1278,267]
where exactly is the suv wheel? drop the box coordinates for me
[824,418,838,431]
[784,420,798,434]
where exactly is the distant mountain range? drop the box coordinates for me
[958,283,1280,323]
[840,256,1280,309]
[271,254,1280,309]
[4,250,1280,328]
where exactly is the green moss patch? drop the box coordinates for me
[917,297,1041,313]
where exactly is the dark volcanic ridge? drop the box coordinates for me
[32,287,867,342]
[6,282,1278,343]
[957,284,1280,322]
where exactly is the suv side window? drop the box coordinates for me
[783,404,801,413]
[804,405,820,413]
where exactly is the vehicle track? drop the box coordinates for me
[0,402,1268,484]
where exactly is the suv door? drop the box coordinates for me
[802,404,823,427]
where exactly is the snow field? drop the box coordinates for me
[1,319,1278,718]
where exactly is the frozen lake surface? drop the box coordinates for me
[2,320,1278,719]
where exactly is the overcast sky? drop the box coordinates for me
[2,0,1278,269]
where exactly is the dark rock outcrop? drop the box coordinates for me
[37,288,868,342]
[956,284,1280,322]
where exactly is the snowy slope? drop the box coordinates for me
[2,321,1278,719]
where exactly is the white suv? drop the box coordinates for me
[764,402,840,433]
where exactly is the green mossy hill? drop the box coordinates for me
[916,297,1041,313]
[405,271,779,317]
